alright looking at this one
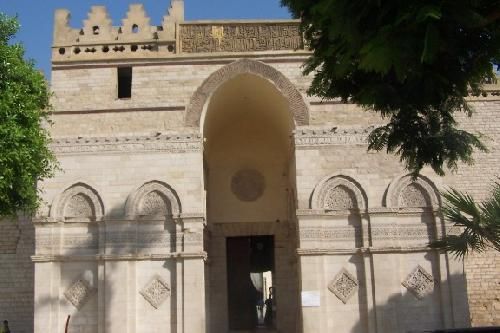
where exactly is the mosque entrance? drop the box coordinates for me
[226,236,275,331]
[203,73,299,332]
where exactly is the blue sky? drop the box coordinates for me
[1,1,292,78]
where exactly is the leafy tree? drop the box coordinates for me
[281,0,499,176]
[0,13,57,217]
[431,183,500,258]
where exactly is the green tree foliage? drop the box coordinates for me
[431,183,500,258]
[282,0,499,175]
[0,13,57,217]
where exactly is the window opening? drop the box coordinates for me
[117,67,132,99]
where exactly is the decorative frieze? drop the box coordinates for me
[51,133,202,155]
[63,234,98,249]
[402,265,435,299]
[140,276,171,309]
[328,268,359,304]
[64,279,95,309]
[299,227,361,242]
[371,224,434,241]
[179,22,303,53]
[299,223,433,244]
[294,127,372,148]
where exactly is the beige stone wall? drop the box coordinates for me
[465,250,500,326]
[25,44,500,332]
[0,217,34,333]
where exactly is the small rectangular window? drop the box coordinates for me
[117,67,132,99]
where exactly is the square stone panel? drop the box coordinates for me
[140,276,171,309]
[402,265,434,299]
[328,268,359,304]
[64,279,95,309]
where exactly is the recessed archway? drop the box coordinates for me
[185,58,309,128]
[202,71,299,333]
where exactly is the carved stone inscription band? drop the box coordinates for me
[180,23,303,53]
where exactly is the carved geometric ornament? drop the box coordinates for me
[64,279,95,309]
[386,174,440,209]
[140,276,171,309]
[52,183,104,221]
[312,175,366,211]
[324,185,357,210]
[399,183,431,208]
[402,265,434,299]
[125,181,181,218]
[140,190,169,215]
[328,268,359,304]
[65,193,94,218]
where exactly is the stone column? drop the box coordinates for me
[180,214,206,333]
[34,261,61,333]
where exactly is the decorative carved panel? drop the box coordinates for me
[312,175,366,211]
[64,279,95,309]
[399,183,431,208]
[386,174,440,209]
[328,268,359,303]
[140,191,169,215]
[52,183,104,221]
[402,265,434,299]
[125,181,181,217]
[65,194,94,218]
[324,185,357,210]
[140,276,171,309]
[180,23,303,53]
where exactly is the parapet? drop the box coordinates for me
[52,1,304,63]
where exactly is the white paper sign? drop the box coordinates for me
[301,291,320,307]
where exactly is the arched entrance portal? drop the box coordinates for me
[203,72,300,332]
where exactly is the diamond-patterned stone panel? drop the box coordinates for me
[140,276,171,309]
[402,265,434,299]
[328,268,359,304]
[64,279,94,309]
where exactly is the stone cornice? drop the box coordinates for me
[297,246,434,256]
[31,251,207,262]
[296,207,438,218]
[50,133,202,155]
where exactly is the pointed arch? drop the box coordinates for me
[311,175,367,211]
[385,174,441,209]
[51,183,104,221]
[125,181,181,218]
[185,58,309,127]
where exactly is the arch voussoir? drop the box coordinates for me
[185,58,309,127]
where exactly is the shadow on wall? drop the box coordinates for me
[34,197,183,333]
[343,268,471,333]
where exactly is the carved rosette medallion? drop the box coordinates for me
[140,276,171,309]
[64,279,95,309]
[231,169,265,202]
[402,265,434,299]
[328,268,359,304]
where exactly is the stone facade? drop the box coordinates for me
[0,1,499,332]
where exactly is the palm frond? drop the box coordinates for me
[430,183,500,258]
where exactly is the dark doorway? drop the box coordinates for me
[226,236,274,331]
